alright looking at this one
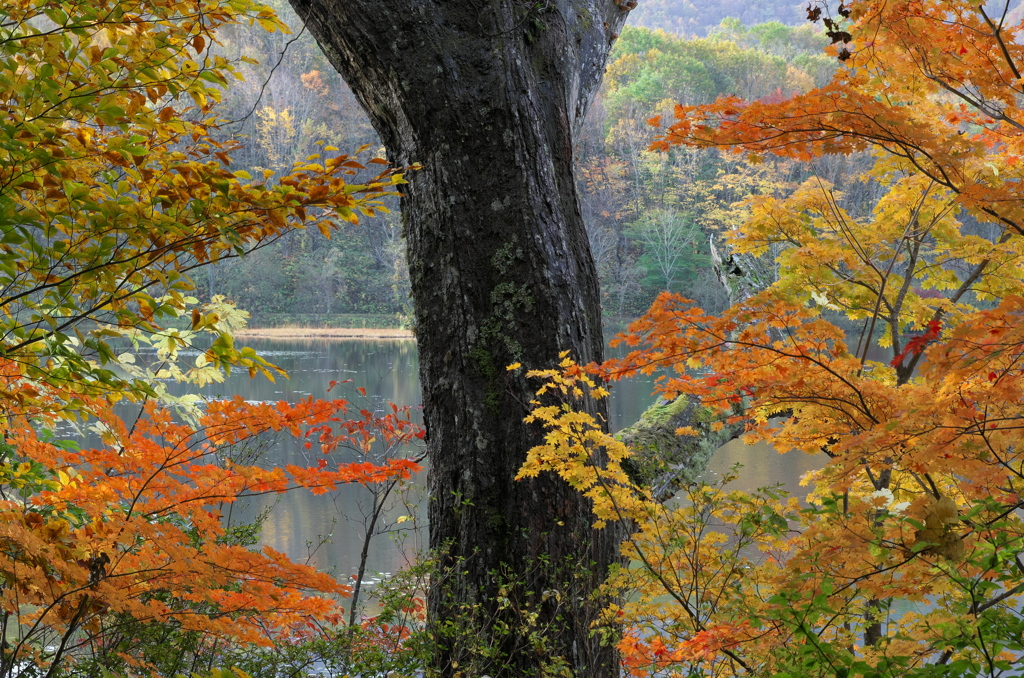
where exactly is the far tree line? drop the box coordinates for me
[197,7,861,325]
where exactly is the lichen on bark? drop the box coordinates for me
[618,395,744,502]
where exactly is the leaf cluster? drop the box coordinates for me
[524,1,1024,674]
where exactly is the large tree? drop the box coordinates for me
[283,1,631,675]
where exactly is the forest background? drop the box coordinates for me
[9,0,1024,675]
[203,0,864,329]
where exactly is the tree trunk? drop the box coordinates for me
[284,2,630,675]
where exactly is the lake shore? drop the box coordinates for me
[236,327,415,339]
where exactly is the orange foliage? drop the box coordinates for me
[523,1,1024,675]
[0,0,420,672]
[0,358,422,673]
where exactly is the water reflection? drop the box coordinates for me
[167,337,824,588]
[708,437,827,498]
[220,337,671,583]
[195,338,421,409]
[218,338,427,583]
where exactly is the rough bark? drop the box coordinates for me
[283,2,630,675]
[710,234,773,307]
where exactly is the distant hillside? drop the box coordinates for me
[628,0,1024,36]
[628,0,807,35]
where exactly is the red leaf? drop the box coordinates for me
[890,320,942,367]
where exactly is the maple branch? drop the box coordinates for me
[978,3,1022,82]
[887,184,942,315]
[783,109,1024,242]
[731,337,881,427]
[814,179,934,373]
[561,426,756,672]
[924,74,1024,133]
[42,594,91,678]
[814,180,872,272]
[900,234,1002,378]
[348,476,398,625]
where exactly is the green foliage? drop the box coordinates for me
[711,18,831,59]
[626,209,710,293]
[0,0,400,401]
[628,0,810,35]
[576,20,844,316]
[606,24,820,118]
[180,15,839,324]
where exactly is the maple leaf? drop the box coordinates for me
[890,319,942,368]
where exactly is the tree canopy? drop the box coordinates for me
[1,0,403,396]
[0,0,419,673]
[522,0,1024,675]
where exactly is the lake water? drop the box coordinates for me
[173,337,825,593]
